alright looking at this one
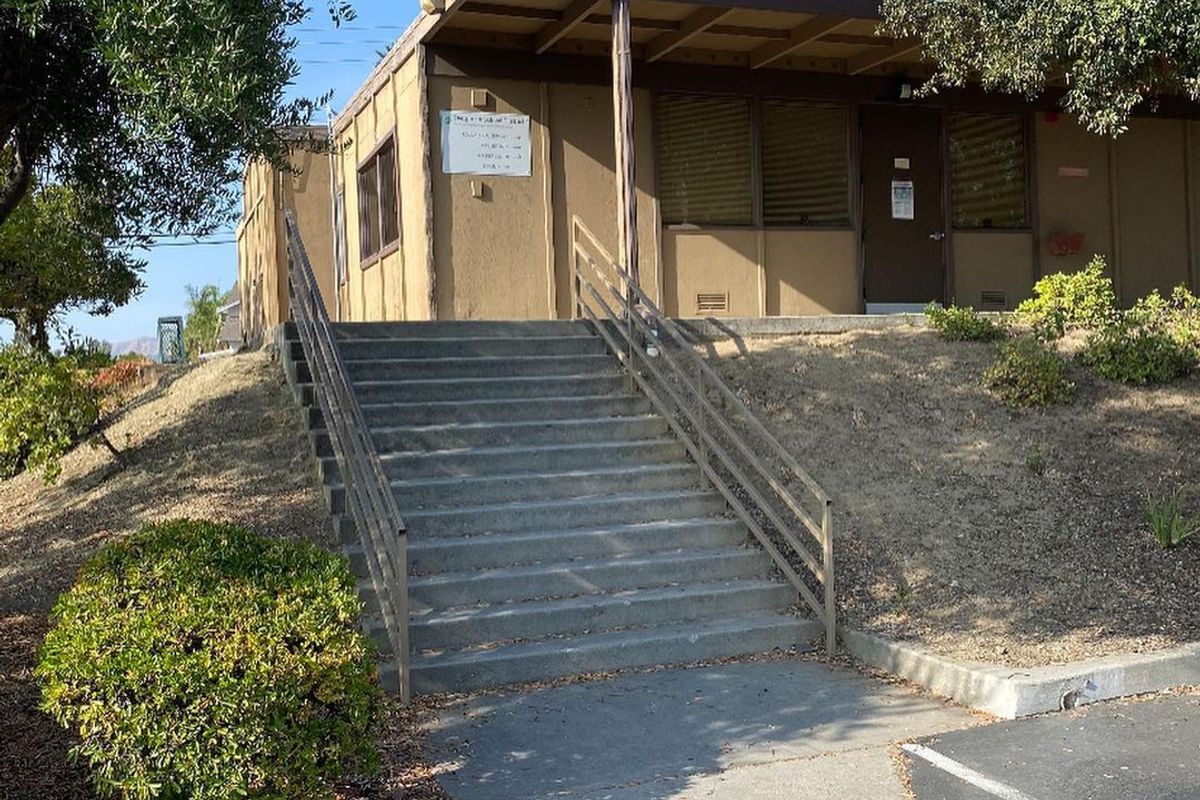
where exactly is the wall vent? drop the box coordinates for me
[980,290,1007,311]
[696,292,730,314]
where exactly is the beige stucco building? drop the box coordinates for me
[236,128,336,344]
[244,0,1200,326]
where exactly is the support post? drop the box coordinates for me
[611,0,639,289]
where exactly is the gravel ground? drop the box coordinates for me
[0,351,437,800]
[706,329,1200,668]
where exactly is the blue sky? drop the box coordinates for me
[0,0,423,348]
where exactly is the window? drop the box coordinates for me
[948,113,1029,229]
[657,95,753,226]
[357,137,399,261]
[762,102,850,227]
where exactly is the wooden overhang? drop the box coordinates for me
[422,0,929,78]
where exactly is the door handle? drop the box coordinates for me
[929,231,947,242]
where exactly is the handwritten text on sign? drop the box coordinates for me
[441,111,532,177]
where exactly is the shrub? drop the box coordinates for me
[1079,318,1196,385]
[0,345,100,481]
[61,332,115,370]
[924,303,1005,342]
[88,356,152,404]
[37,520,381,800]
[1145,489,1199,549]
[1016,257,1118,339]
[983,337,1075,408]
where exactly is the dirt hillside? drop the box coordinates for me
[708,329,1200,667]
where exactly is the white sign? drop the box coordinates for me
[441,111,531,176]
[891,179,915,220]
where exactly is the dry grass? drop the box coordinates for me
[709,329,1200,668]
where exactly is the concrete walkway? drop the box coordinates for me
[427,659,978,799]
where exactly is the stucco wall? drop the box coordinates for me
[765,231,860,315]
[951,232,1036,310]
[428,77,553,320]
[1115,118,1191,304]
[1034,114,1114,277]
[335,54,431,323]
[236,147,334,344]
[548,83,661,317]
[662,229,859,317]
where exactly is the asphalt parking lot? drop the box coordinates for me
[905,694,1200,800]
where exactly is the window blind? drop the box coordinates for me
[358,158,380,259]
[378,142,400,248]
[762,102,850,227]
[657,95,753,226]
[948,113,1029,229]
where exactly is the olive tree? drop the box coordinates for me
[881,0,1200,135]
[0,0,349,233]
[0,183,144,351]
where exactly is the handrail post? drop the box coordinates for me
[822,499,835,656]
[624,284,636,391]
[694,357,708,487]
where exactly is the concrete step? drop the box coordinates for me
[365,438,687,480]
[403,489,727,538]
[330,320,593,339]
[296,354,619,383]
[328,463,700,514]
[339,394,652,427]
[406,547,771,609]
[410,613,817,693]
[308,335,608,361]
[388,463,701,510]
[345,374,628,404]
[403,517,751,573]
[314,416,668,458]
[407,580,794,652]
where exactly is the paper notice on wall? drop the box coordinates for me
[891,179,915,220]
[441,110,532,177]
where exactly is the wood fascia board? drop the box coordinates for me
[646,6,737,62]
[846,37,922,75]
[749,15,852,69]
[332,0,465,135]
[534,0,605,54]
[658,0,880,18]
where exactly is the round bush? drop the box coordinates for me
[1080,321,1196,385]
[983,337,1075,408]
[37,520,380,800]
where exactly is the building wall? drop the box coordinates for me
[334,54,432,323]
[236,146,334,345]
[1114,118,1192,304]
[327,48,1200,321]
[951,232,1036,309]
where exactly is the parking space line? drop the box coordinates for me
[901,743,1042,800]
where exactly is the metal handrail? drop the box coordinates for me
[570,216,836,654]
[284,211,411,701]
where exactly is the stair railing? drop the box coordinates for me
[570,216,836,654]
[284,211,411,701]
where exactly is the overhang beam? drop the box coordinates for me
[846,37,922,74]
[535,0,605,54]
[646,6,737,62]
[750,15,852,69]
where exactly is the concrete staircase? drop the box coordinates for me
[285,320,819,694]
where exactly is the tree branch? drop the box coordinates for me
[0,125,34,226]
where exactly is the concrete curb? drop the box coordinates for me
[840,627,1200,718]
[673,314,929,339]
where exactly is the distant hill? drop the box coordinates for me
[111,336,158,360]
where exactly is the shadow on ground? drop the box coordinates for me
[429,659,974,800]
